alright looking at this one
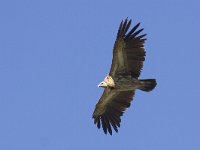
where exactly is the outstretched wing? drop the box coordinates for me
[110,18,146,78]
[93,89,135,135]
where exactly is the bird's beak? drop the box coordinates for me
[98,82,103,87]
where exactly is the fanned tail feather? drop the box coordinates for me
[139,79,157,92]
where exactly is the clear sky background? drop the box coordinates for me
[0,0,200,150]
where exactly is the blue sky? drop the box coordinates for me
[0,0,200,149]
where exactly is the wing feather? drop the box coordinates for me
[109,18,146,78]
[129,28,144,39]
[125,22,140,39]
[93,89,135,135]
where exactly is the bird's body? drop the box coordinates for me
[93,18,157,135]
[101,74,139,91]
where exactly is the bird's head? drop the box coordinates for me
[98,81,108,88]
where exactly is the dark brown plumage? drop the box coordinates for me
[93,18,157,135]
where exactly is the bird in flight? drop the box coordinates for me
[92,18,157,135]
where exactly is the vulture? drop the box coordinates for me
[92,18,157,135]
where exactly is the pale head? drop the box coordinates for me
[98,81,108,88]
[98,75,115,88]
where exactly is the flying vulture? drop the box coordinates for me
[92,18,157,135]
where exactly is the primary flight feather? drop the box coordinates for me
[93,18,157,135]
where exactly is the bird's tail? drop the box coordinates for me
[138,79,157,92]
